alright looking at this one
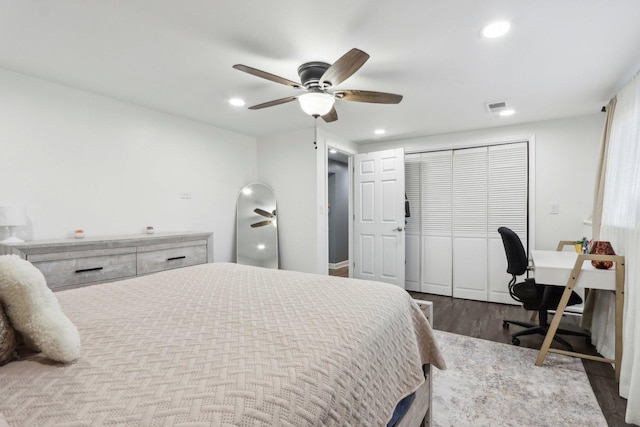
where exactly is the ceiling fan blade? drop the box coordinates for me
[322,107,338,123]
[251,220,272,228]
[233,64,302,88]
[248,96,298,110]
[254,208,274,218]
[320,48,370,88]
[335,90,403,104]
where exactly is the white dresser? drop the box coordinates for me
[0,231,213,291]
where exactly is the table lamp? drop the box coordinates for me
[0,206,27,243]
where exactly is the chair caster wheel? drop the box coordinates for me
[502,321,509,329]
[512,337,520,346]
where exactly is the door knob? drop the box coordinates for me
[392,227,404,232]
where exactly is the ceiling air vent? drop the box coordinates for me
[486,101,507,114]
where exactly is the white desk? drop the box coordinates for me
[531,249,625,381]
[532,250,618,290]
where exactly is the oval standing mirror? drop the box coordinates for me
[236,183,278,269]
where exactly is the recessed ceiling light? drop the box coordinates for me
[499,109,515,117]
[229,98,245,107]
[329,149,337,154]
[482,21,511,38]
[257,244,266,250]
[374,129,386,135]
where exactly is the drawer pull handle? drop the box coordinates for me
[167,256,186,261]
[75,267,103,274]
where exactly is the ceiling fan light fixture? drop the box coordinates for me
[298,92,335,116]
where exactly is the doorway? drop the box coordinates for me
[327,147,350,276]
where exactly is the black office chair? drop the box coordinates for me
[498,227,590,351]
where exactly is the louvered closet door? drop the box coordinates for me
[405,155,421,291]
[453,147,488,300]
[488,142,528,304]
[420,151,453,296]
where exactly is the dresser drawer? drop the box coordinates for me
[33,253,137,290]
[137,243,207,275]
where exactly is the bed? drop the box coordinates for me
[0,262,445,426]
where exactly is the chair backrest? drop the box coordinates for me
[497,227,529,276]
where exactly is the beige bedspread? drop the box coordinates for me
[0,262,445,426]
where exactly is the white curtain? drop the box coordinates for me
[599,70,640,424]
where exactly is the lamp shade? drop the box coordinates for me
[0,206,27,226]
[298,92,335,116]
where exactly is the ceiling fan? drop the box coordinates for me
[251,208,276,228]
[233,48,403,122]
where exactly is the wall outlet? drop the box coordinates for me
[550,202,559,214]
[180,191,192,199]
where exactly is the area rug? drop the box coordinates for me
[431,330,607,427]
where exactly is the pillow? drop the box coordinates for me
[0,301,17,365]
[0,255,80,363]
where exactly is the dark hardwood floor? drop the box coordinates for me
[328,266,631,425]
[328,266,349,277]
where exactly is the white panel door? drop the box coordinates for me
[353,148,405,287]
[420,151,453,296]
[453,147,488,300]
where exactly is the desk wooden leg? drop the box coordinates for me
[535,284,576,367]
[614,261,625,382]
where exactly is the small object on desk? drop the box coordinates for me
[146,226,154,234]
[590,241,615,269]
[74,229,84,239]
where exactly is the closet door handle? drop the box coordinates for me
[392,227,404,232]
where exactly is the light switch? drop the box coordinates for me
[550,202,559,214]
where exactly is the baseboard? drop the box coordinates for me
[328,260,349,270]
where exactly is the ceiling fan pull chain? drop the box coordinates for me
[313,117,318,150]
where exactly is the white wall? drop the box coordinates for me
[361,114,606,250]
[257,127,326,273]
[0,69,257,262]
[3,64,603,267]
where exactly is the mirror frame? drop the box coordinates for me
[236,183,279,269]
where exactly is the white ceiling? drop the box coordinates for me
[2,1,640,144]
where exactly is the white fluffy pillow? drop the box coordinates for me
[0,255,80,363]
